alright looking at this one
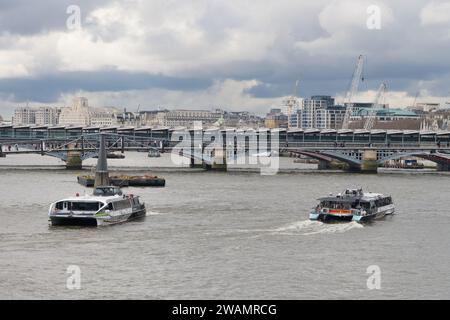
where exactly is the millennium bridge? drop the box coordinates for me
[1,124,450,173]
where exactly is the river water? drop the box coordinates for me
[0,152,449,299]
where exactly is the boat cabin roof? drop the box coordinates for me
[318,188,388,203]
[318,196,361,203]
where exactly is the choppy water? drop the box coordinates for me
[0,152,449,299]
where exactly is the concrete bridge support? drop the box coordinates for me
[189,148,227,171]
[360,149,378,173]
[210,148,227,171]
[318,160,331,170]
[0,144,5,158]
[66,143,82,170]
[189,156,205,169]
[436,162,450,172]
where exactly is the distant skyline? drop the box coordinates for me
[1,0,450,118]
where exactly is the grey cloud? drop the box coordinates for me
[1,0,450,107]
[0,70,212,103]
[0,0,110,35]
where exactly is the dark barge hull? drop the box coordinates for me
[128,179,165,187]
[77,176,165,187]
[77,176,130,187]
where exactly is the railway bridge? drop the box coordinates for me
[2,125,450,172]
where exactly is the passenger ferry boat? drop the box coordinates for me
[49,186,146,226]
[309,188,395,223]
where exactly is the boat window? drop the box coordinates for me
[113,199,130,210]
[360,202,371,210]
[320,201,354,209]
[70,202,101,211]
[375,197,392,207]
[55,202,64,210]
[107,203,114,210]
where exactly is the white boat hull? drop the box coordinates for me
[50,208,146,227]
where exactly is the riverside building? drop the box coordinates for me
[12,106,59,125]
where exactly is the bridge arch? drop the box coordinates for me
[287,150,362,169]
[378,150,450,167]
[318,150,362,166]
[287,150,335,163]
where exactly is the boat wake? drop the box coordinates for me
[145,211,167,216]
[272,220,363,236]
[221,220,363,239]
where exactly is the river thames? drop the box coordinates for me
[0,152,449,299]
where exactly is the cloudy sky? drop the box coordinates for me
[1,0,450,117]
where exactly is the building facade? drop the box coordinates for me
[12,106,59,125]
[35,107,60,125]
[113,110,142,126]
[13,107,35,125]
[300,96,335,129]
[59,97,91,126]
[265,108,288,128]
[90,107,120,127]
[159,109,223,127]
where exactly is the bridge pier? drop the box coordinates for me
[0,144,5,158]
[189,157,205,169]
[66,143,82,170]
[360,149,378,173]
[318,160,331,170]
[210,148,227,171]
[189,148,227,171]
[436,162,450,171]
[198,149,227,171]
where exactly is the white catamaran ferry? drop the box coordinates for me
[49,186,146,226]
[309,188,395,223]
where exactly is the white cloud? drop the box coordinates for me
[59,78,282,114]
[420,1,450,26]
[296,0,394,55]
[0,0,450,116]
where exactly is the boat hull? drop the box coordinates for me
[309,213,353,222]
[352,207,395,222]
[50,216,98,226]
[50,208,146,227]
[310,206,395,223]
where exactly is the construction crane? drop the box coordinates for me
[285,80,300,129]
[342,55,365,129]
[364,82,387,130]
[412,91,419,109]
